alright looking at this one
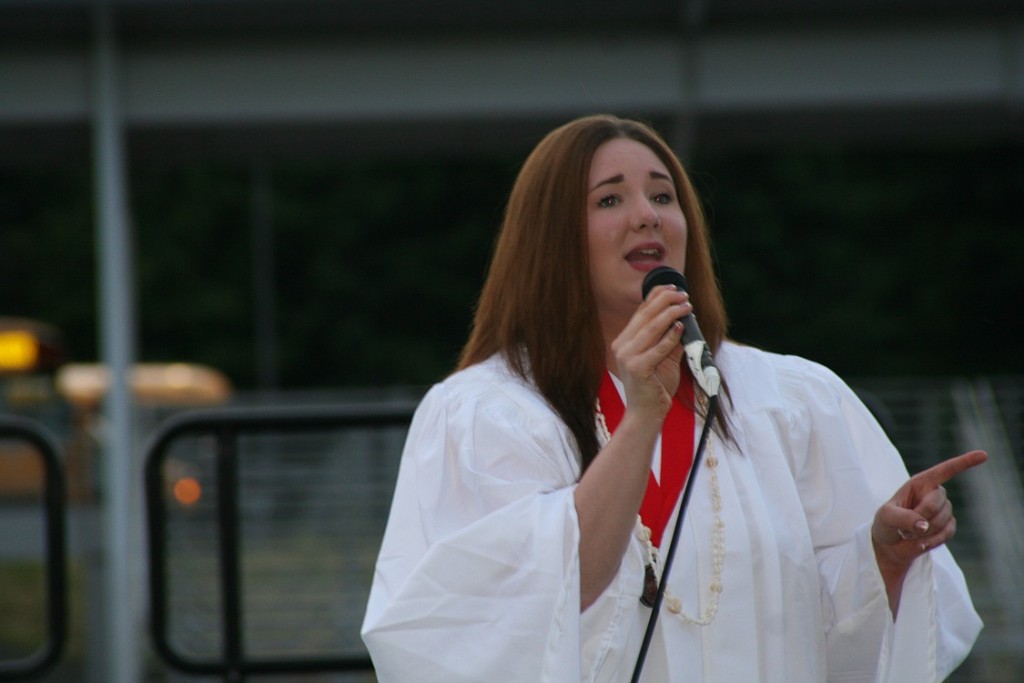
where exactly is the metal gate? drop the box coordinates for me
[0,417,67,681]
[143,402,415,681]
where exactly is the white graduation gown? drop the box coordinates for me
[361,343,982,682]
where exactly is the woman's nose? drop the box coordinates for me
[632,198,661,231]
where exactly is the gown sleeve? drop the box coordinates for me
[780,356,982,682]
[361,373,588,682]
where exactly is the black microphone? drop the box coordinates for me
[641,266,720,397]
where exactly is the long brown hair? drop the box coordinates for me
[458,114,729,471]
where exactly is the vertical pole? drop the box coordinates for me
[251,162,279,390]
[669,0,705,162]
[91,1,140,681]
[217,430,245,682]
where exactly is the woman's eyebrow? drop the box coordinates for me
[590,170,670,192]
[589,173,624,192]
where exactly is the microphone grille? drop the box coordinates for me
[641,266,688,300]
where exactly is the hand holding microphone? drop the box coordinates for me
[642,266,720,398]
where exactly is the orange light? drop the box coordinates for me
[173,477,202,506]
[0,331,39,372]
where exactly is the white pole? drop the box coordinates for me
[91,1,141,681]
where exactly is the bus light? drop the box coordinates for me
[172,476,203,506]
[0,330,40,372]
[0,318,67,374]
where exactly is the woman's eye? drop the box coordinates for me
[652,192,673,205]
[597,195,620,208]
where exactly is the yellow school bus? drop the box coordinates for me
[0,317,231,502]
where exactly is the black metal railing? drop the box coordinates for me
[0,417,67,681]
[143,402,416,681]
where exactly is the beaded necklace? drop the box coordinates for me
[594,380,725,626]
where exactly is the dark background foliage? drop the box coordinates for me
[2,141,1021,390]
[697,144,1024,378]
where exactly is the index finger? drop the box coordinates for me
[914,450,988,488]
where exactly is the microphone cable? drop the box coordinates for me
[630,393,719,683]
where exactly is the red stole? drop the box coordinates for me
[597,371,695,548]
